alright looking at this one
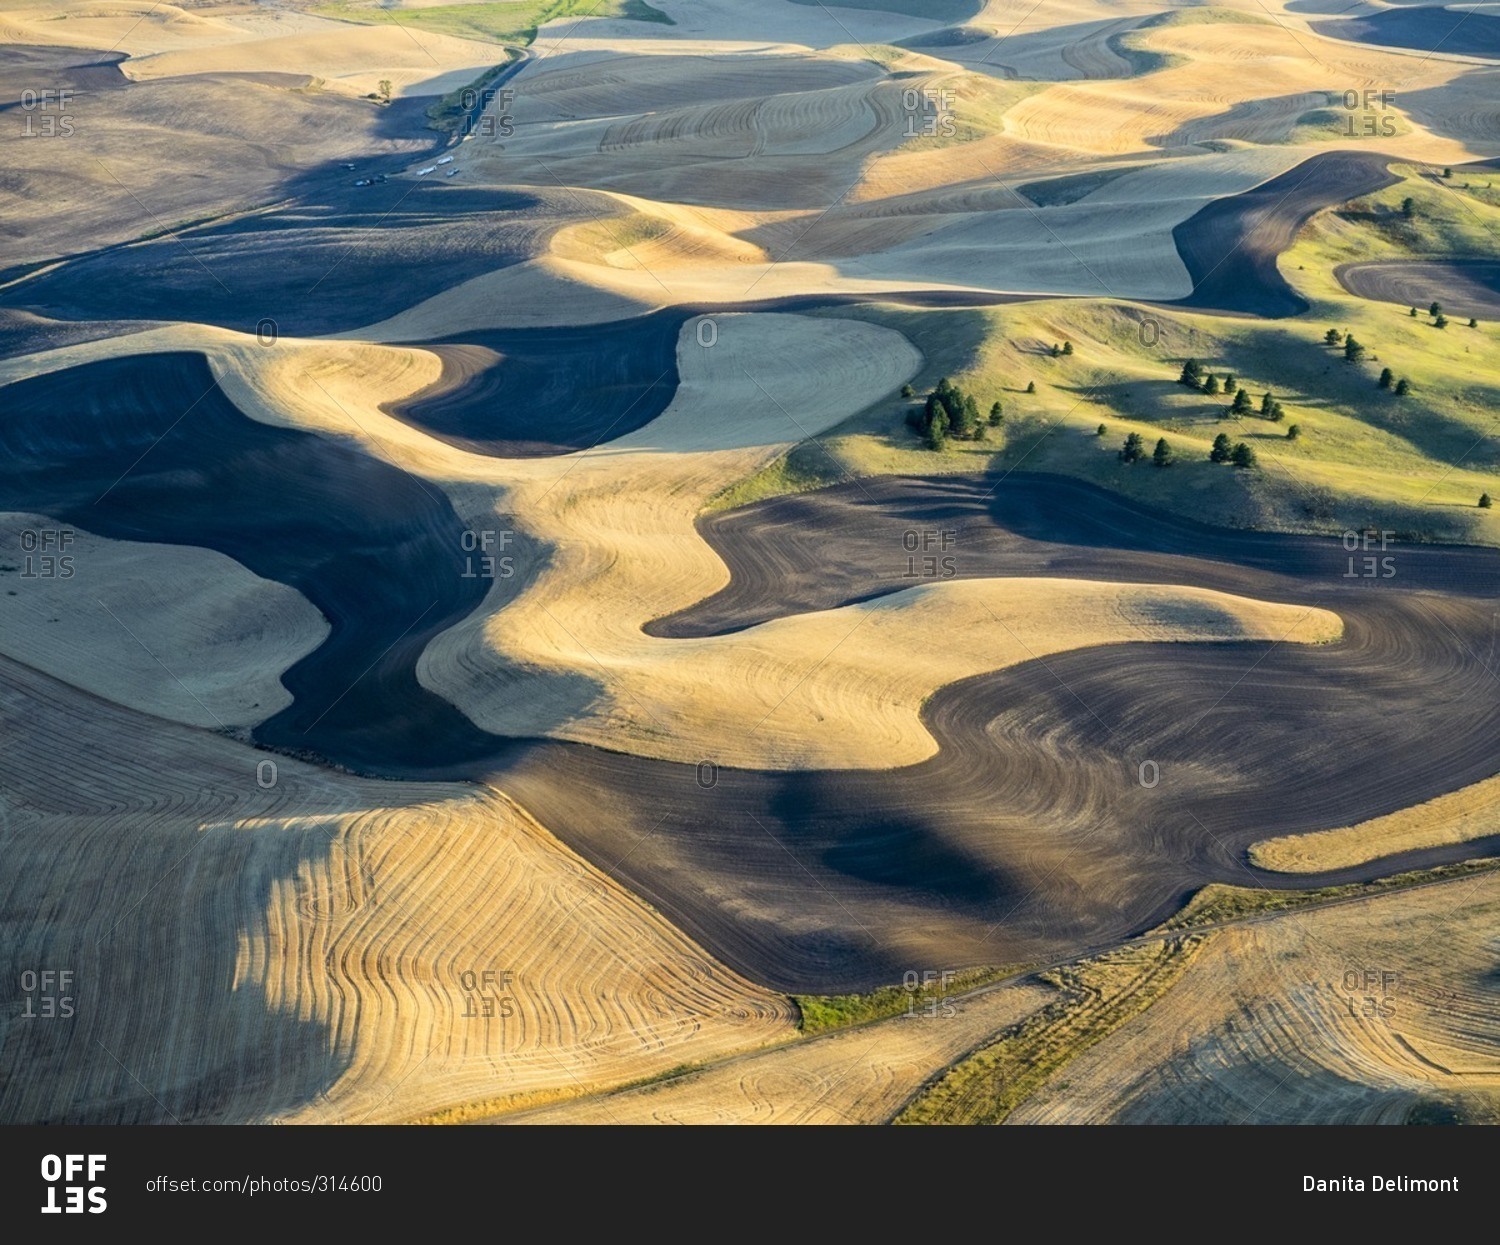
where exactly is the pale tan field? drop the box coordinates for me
[125,28,500,99]
[1253,772,1500,873]
[1,315,1339,770]
[0,512,326,728]
[1007,873,1500,1124]
[494,869,1500,1124]
[0,656,794,1124]
[408,313,1340,768]
[0,1,497,95]
[5,0,1499,1127]
[378,0,1499,322]
[505,977,1052,1125]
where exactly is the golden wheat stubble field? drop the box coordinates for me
[1,0,1498,1124]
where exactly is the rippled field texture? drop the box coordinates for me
[1,0,1497,1125]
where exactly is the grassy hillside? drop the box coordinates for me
[895,937,1206,1125]
[315,0,672,47]
[725,164,1500,544]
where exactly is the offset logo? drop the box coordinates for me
[40,1155,106,1214]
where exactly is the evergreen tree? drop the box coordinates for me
[1286,423,1302,441]
[1325,328,1343,345]
[1269,401,1285,422]
[1430,301,1442,317]
[989,400,1004,425]
[1470,318,1479,329]
[1230,386,1253,416]
[1481,493,1493,509]
[1230,441,1257,469]
[1062,340,1074,356]
[1378,367,1393,389]
[1026,381,1036,393]
[1223,373,1236,392]
[1209,433,1233,464]
[1344,336,1365,363]
[1204,374,1221,395]
[1178,358,1203,387]
[927,406,949,451]
[1409,307,1419,317]
[1120,432,1145,463]
[1395,377,1411,396]
[1435,313,1449,329]
[1401,197,1415,218]
[1050,343,1062,358]
[1096,423,1108,437]
[901,383,915,399]
[1152,437,1174,468]
[973,421,988,442]
[1260,391,1275,416]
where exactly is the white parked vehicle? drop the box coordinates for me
[437,155,454,165]
[416,166,436,176]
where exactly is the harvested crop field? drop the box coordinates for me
[0,351,494,763]
[1007,870,1500,1124]
[499,472,1500,990]
[505,974,1053,1125]
[0,656,794,1124]
[6,326,1498,994]
[5,0,1500,1132]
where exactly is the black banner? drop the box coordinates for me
[0,1125,1485,1230]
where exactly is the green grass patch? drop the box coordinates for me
[894,937,1205,1124]
[1286,100,1412,146]
[425,52,521,132]
[794,965,1021,1036]
[1435,170,1500,211]
[1163,857,1500,931]
[706,441,847,514]
[1136,6,1273,28]
[819,288,1496,542]
[707,167,1500,548]
[315,0,672,48]
[898,24,996,50]
[1105,30,1184,75]
[895,75,1041,151]
[1108,10,1272,76]
[1017,166,1139,208]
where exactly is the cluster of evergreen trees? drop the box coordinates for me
[1115,429,1255,469]
[1119,432,1174,467]
[1376,367,1411,395]
[1327,328,1413,393]
[904,377,1002,451]
[1209,433,1257,468]
[1178,359,1285,421]
[1407,302,1476,330]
